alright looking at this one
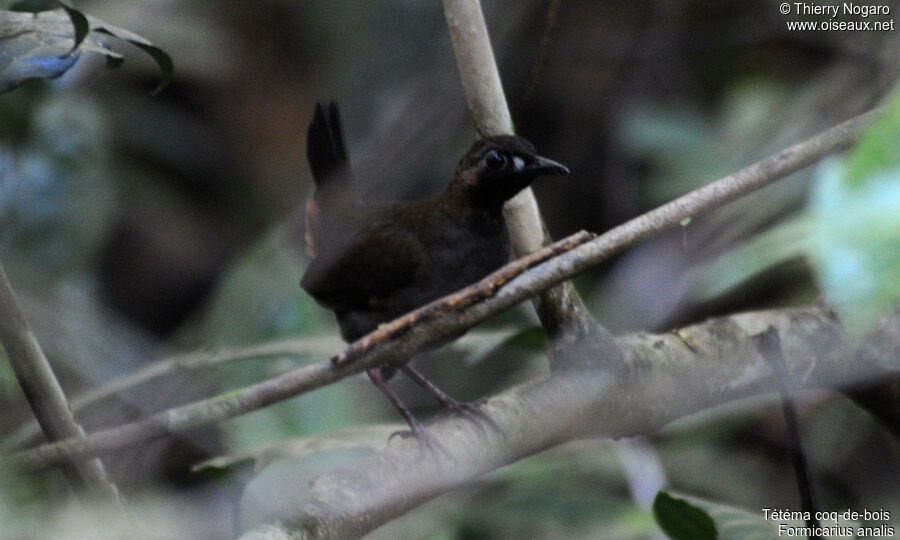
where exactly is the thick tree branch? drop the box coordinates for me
[5,106,880,471]
[0,261,123,506]
[237,305,899,539]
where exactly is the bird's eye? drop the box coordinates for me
[485,150,507,169]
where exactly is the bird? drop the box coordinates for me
[300,102,569,441]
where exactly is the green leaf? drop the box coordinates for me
[0,8,171,95]
[653,491,717,540]
[655,492,785,540]
[461,326,545,366]
[843,90,900,187]
[91,21,173,94]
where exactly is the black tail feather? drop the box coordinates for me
[306,102,348,186]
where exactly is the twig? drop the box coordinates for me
[2,335,344,450]
[4,330,522,450]
[754,328,821,537]
[5,106,880,470]
[74,337,341,406]
[236,306,897,539]
[0,261,123,507]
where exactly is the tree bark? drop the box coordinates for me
[237,305,898,539]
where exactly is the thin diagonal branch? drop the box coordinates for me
[0,261,123,507]
[4,331,516,450]
[1,335,344,450]
[5,106,880,471]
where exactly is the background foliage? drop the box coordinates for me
[1,0,898,537]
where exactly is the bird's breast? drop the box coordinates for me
[423,212,509,291]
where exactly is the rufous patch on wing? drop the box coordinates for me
[305,199,319,258]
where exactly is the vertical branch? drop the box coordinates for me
[441,0,544,254]
[754,328,821,537]
[0,262,124,508]
[441,0,621,367]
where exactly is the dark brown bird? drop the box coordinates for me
[301,102,568,439]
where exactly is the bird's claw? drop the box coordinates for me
[389,424,454,461]
[439,397,504,437]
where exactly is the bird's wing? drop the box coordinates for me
[300,218,424,311]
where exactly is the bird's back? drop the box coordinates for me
[301,102,564,342]
[304,193,509,341]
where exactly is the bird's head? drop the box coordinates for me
[451,135,570,207]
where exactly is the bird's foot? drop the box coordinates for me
[400,365,503,436]
[388,420,453,461]
[439,395,486,414]
[438,396,503,437]
[368,367,453,459]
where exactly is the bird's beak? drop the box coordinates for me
[530,155,570,176]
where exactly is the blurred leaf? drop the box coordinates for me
[0,8,171,95]
[0,76,46,140]
[203,226,327,345]
[199,226,364,448]
[462,326,545,366]
[691,217,813,301]
[0,348,19,397]
[692,94,900,336]
[844,90,900,187]
[3,1,42,10]
[809,89,900,334]
[653,491,717,540]
[194,424,396,473]
[625,79,786,203]
[0,467,54,536]
[622,104,717,203]
[506,326,547,349]
[0,93,116,281]
[808,158,900,335]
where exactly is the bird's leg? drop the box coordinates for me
[399,365,500,434]
[366,367,449,456]
[367,366,424,432]
[399,364,478,410]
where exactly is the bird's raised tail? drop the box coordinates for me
[306,101,348,186]
[304,102,359,259]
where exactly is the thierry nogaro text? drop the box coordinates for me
[792,2,891,17]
